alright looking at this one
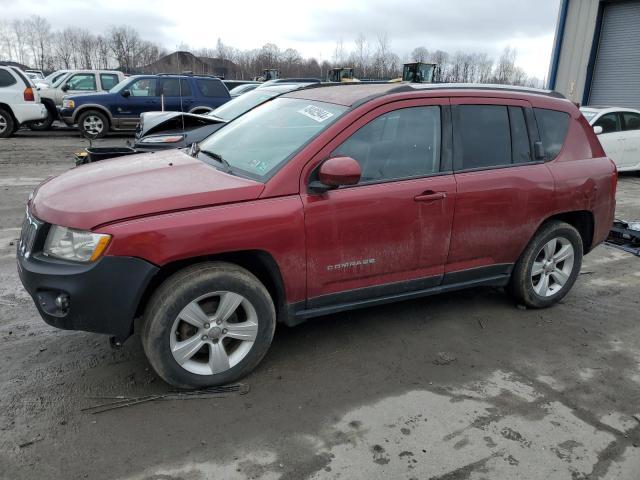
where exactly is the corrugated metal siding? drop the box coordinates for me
[589,1,640,108]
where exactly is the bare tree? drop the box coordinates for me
[494,46,517,84]
[411,46,429,63]
[353,33,371,78]
[24,16,51,70]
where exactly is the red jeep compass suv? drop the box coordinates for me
[17,83,616,388]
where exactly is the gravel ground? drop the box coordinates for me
[1,128,640,480]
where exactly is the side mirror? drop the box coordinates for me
[122,90,131,98]
[310,156,361,193]
[61,84,69,92]
[593,125,603,135]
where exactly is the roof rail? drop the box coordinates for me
[409,83,566,99]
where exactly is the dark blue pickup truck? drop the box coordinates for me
[59,74,230,137]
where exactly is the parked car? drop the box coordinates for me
[229,83,259,97]
[0,66,47,137]
[135,83,313,151]
[581,106,640,172]
[59,74,231,138]
[31,69,126,130]
[36,69,70,87]
[18,83,616,388]
[25,69,44,79]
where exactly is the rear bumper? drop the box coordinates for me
[17,252,158,341]
[12,103,47,124]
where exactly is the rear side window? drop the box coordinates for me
[331,106,441,183]
[455,105,511,169]
[0,69,16,87]
[100,74,119,91]
[534,108,570,160]
[622,112,640,131]
[197,79,228,97]
[160,78,192,97]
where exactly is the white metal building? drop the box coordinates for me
[549,0,640,107]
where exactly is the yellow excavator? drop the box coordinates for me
[327,67,360,83]
[390,62,439,83]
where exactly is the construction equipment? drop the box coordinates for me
[327,67,360,83]
[254,69,280,82]
[390,62,440,83]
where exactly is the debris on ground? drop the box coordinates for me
[18,436,43,448]
[433,352,457,366]
[82,383,250,414]
[606,220,640,256]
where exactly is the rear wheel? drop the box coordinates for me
[510,220,583,308]
[0,108,15,138]
[77,110,109,138]
[142,262,276,389]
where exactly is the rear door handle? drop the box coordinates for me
[414,191,446,202]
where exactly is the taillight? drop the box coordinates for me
[23,87,35,101]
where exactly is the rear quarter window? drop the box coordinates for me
[534,108,570,161]
[197,79,229,97]
[0,69,17,87]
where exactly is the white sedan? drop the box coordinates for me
[581,106,640,172]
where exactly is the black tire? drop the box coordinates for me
[142,262,276,389]
[509,220,583,308]
[28,109,54,131]
[0,108,15,138]
[77,110,109,138]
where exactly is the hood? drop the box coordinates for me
[31,149,264,230]
[140,111,223,138]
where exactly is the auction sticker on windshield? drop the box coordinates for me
[298,105,334,123]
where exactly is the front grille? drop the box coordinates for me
[18,208,42,258]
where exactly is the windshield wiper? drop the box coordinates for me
[198,149,232,173]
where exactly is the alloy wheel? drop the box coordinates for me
[531,236,575,297]
[0,115,7,134]
[169,291,259,375]
[83,115,104,135]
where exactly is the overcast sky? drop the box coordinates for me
[2,0,560,78]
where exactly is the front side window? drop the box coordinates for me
[198,97,347,180]
[593,112,620,134]
[331,106,441,183]
[66,74,96,91]
[534,108,570,161]
[100,74,119,91]
[128,78,157,97]
[456,105,511,169]
[509,106,532,164]
[622,112,640,131]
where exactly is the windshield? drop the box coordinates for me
[51,72,71,88]
[210,88,287,121]
[580,109,597,121]
[198,97,347,180]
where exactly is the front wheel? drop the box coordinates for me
[142,262,276,389]
[509,220,583,308]
[77,110,109,138]
[28,109,54,131]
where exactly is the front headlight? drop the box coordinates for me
[139,134,185,144]
[43,226,111,262]
[62,99,75,109]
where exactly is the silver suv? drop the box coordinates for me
[31,70,124,130]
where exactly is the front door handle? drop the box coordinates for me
[414,191,446,202]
